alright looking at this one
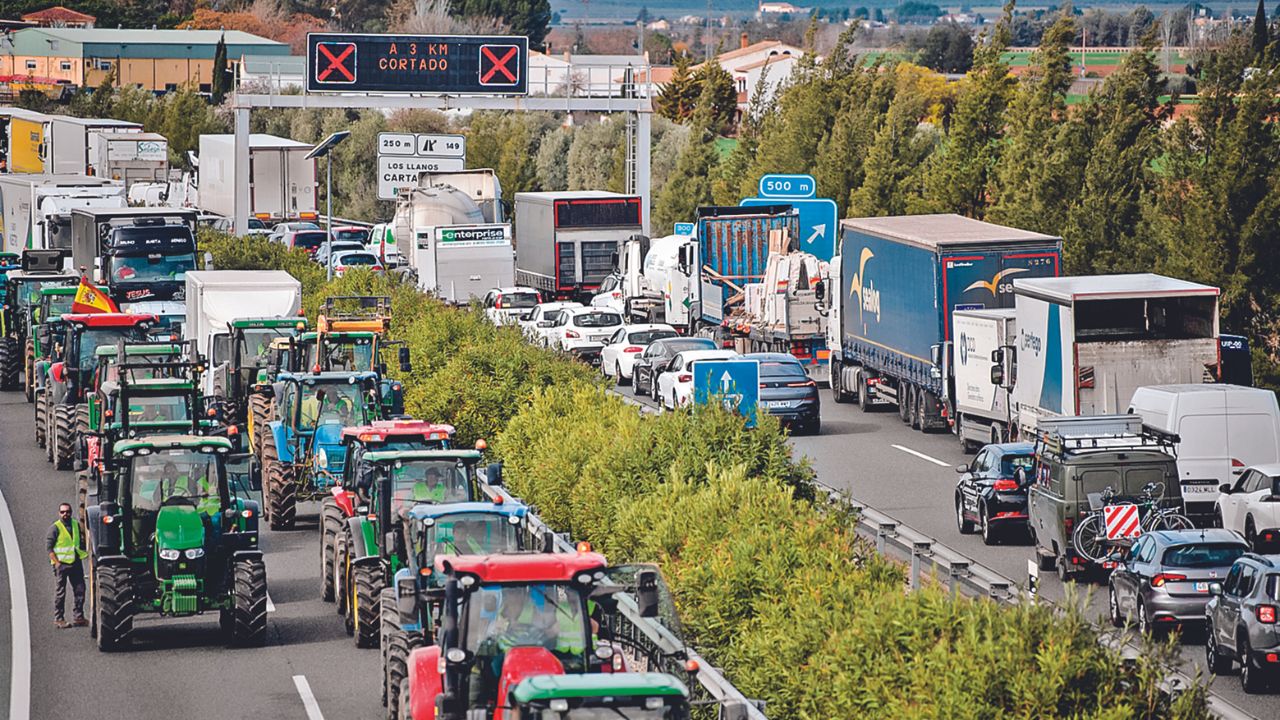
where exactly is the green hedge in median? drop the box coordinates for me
[209,234,1209,719]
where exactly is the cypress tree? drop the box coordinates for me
[1254,0,1269,59]
[211,34,229,104]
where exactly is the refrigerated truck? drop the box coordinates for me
[1008,273,1221,438]
[48,116,142,176]
[88,131,168,184]
[953,308,1017,450]
[827,214,1062,433]
[0,108,52,174]
[0,174,125,253]
[514,191,641,302]
[198,134,317,227]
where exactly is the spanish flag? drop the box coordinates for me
[71,276,119,314]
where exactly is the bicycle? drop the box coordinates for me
[1072,482,1194,564]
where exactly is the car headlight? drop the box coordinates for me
[185,548,205,559]
[158,548,180,561]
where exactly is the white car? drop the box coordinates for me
[522,302,582,346]
[1216,464,1280,548]
[589,273,625,313]
[367,223,406,267]
[601,323,679,385]
[547,306,624,365]
[482,287,543,327]
[329,249,385,277]
[656,349,741,410]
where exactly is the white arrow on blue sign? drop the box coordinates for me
[693,359,759,426]
[741,196,838,262]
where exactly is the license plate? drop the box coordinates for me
[1182,484,1219,496]
[763,400,790,409]
[1195,581,1209,592]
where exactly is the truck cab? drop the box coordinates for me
[69,207,198,322]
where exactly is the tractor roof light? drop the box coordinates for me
[102,514,115,524]
[684,659,700,673]
[445,648,466,664]
[576,541,592,554]
[241,509,253,518]
[575,573,593,585]
[458,574,476,588]
[549,699,569,713]
[506,514,520,525]
[474,439,487,451]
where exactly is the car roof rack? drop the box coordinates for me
[1034,414,1178,457]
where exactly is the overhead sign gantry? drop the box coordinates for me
[307,34,529,95]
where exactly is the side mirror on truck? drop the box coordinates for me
[398,346,412,373]
[990,364,1005,386]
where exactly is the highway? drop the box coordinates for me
[2,368,1279,718]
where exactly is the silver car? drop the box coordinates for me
[1206,553,1280,693]
[1108,529,1247,635]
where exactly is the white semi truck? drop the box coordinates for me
[0,174,125,254]
[48,116,142,176]
[391,169,514,303]
[198,134,317,227]
[88,131,169,185]
[952,308,1017,450]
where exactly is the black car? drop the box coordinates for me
[632,337,716,399]
[955,441,1036,545]
[743,352,820,435]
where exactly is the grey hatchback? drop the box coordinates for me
[1108,529,1248,635]
[1206,553,1280,693]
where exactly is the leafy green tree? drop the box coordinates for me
[655,54,700,123]
[466,112,556,196]
[653,86,721,231]
[451,0,553,49]
[692,59,739,134]
[212,34,230,105]
[919,22,976,73]
[847,68,942,217]
[535,126,573,191]
[913,2,1015,217]
[566,116,626,191]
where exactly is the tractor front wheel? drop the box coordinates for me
[23,342,35,403]
[54,404,75,470]
[229,557,268,647]
[0,337,19,390]
[353,563,381,649]
[95,564,134,652]
[261,432,296,531]
[320,498,343,602]
[386,627,424,720]
[34,388,47,447]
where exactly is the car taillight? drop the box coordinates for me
[786,380,816,387]
[495,296,504,308]
[565,330,580,338]
[1063,516,1074,534]
[1150,573,1187,588]
[1258,605,1278,624]
[623,346,643,353]
[993,478,1018,492]
[677,374,691,383]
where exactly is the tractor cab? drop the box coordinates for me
[1,249,76,396]
[507,673,692,720]
[84,435,267,650]
[213,316,306,423]
[311,296,411,415]
[404,551,667,720]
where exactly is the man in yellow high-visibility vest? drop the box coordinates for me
[46,502,88,628]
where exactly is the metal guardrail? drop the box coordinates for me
[475,476,768,719]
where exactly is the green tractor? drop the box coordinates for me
[0,250,77,398]
[83,434,267,650]
[334,449,488,648]
[506,673,692,720]
[209,316,306,453]
[258,370,385,530]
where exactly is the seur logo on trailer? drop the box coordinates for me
[307,34,529,95]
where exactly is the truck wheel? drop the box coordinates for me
[353,563,382,649]
[320,498,342,602]
[899,384,912,424]
[34,388,47,447]
[54,404,76,470]
[230,557,268,647]
[75,403,89,471]
[0,338,19,390]
[261,432,296,531]
[95,564,134,652]
[830,363,852,404]
[857,372,873,413]
[386,628,425,720]
[23,343,35,403]
[909,385,922,429]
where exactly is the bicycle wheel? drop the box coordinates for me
[1073,513,1109,564]
[1147,511,1194,531]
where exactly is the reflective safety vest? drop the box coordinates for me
[196,477,220,518]
[411,481,446,503]
[53,520,87,564]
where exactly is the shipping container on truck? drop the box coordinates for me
[952,308,1016,451]
[514,191,641,302]
[0,108,52,174]
[827,214,1062,434]
[197,134,317,227]
[1009,273,1221,439]
[0,174,124,254]
[48,117,141,176]
[89,132,168,185]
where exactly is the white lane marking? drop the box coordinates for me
[892,444,951,468]
[266,593,275,612]
[293,675,325,720]
[0,486,31,720]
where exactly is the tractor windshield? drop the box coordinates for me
[238,328,295,365]
[299,382,371,430]
[416,513,520,566]
[123,394,192,424]
[77,328,146,368]
[20,279,71,309]
[388,460,473,513]
[40,293,75,320]
[321,338,375,372]
[466,582,589,683]
[110,252,196,284]
[127,448,223,546]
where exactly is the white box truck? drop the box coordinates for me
[953,308,1016,450]
[1128,384,1280,522]
[514,191,641,302]
[1009,273,1221,438]
[0,174,125,254]
[184,270,302,397]
[198,134,317,226]
[89,131,168,184]
[48,116,142,175]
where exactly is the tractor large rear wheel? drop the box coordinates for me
[53,404,75,470]
[320,498,342,602]
[261,432,296,531]
[34,388,47,447]
[230,556,268,647]
[95,564,134,652]
[380,587,397,706]
[353,563,381,649]
[250,395,271,458]
[386,627,424,720]
[0,338,19,390]
[23,342,34,403]
[74,403,89,471]
[334,531,350,619]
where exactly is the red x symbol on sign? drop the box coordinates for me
[316,42,356,83]
[479,44,519,85]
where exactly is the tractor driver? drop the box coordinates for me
[156,460,222,530]
[471,586,586,704]
[301,388,325,428]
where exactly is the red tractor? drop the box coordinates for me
[320,420,457,602]
[400,550,662,720]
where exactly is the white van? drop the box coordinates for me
[1128,384,1280,521]
[366,223,405,267]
